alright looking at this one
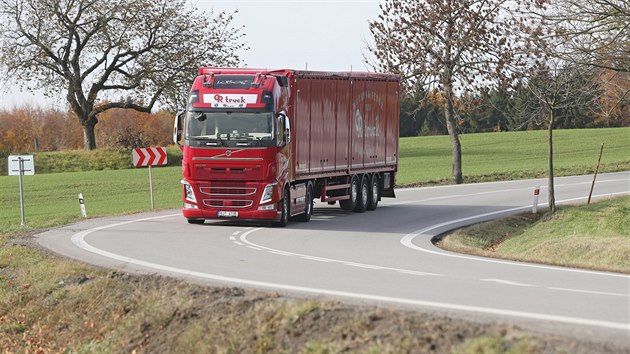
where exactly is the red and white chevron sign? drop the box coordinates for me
[132,147,168,167]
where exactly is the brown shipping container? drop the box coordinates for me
[289,71,399,180]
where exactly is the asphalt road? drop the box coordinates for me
[38,172,630,346]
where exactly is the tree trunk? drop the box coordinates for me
[82,121,97,150]
[548,110,556,213]
[443,82,463,184]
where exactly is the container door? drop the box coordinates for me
[310,79,324,173]
[386,80,399,165]
[350,80,366,169]
[322,79,337,172]
[295,79,311,175]
[335,80,350,171]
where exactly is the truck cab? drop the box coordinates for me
[173,68,294,226]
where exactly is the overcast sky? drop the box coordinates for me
[0,0,381,109]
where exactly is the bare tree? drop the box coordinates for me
[0,0,246,150]
[544,0,629,74]
[523,61,600,212]
[368,0,546,184]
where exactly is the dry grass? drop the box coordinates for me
[438,196,630,273]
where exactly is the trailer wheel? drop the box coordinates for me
[367,174,379,211]
[295,182,313,222]
[187,218,205,224]
[272,186,290,227]
[340,175,359,211]
[354,175,369,213]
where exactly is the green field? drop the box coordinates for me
[1,127,628,231]
[0,167,182,232]
[398,127,630,185]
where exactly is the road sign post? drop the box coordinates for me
[8,155,35,226]
[132,147,168,209]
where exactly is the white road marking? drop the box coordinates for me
[246,246,262,251]
[67,221,630,332]
[239,228,440,277]
[550,287,628,298]
[400,192,630,279]
[481,279,536,287]
[270,250,293,256]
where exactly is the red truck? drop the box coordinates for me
[173,68,399,226]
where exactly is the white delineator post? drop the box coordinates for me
[532,186,540,214]
[78,193,87,217]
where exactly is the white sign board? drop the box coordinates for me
[8,155,35,176]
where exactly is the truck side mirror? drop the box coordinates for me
[173,111,184,147]
[276,112,287,147]
[285,115,291,144]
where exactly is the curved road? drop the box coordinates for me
[38,172,630,346]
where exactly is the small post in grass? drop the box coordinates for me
[148,165,155,209]
[78,193,87,217]
[8,155,35,226]
[587,142,604,205]
[532,186,540,214]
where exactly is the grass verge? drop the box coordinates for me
[437,196,630,273]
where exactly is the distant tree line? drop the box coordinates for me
[399,67,629,137]
[0,106,173,154]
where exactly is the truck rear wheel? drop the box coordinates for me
[272,187,290,227]
[367,174,379,211]
[354,175,369,213]
[295,182,313,222]
[340,175,359,211]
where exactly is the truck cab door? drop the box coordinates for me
[276,112,292,182]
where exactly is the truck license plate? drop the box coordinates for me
[218,211,238,217]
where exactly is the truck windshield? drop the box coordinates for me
[186,111,275,147]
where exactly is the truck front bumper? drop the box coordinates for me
[182,206,281,222]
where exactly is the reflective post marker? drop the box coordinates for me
[532,186,540,214]
[78,193,87,217]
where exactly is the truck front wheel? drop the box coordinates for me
[295,182,313,222]
[272,187,290,227]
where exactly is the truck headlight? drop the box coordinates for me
[181,179,197,203]
[260,182,277,205]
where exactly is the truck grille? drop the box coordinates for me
[199,184,257,209]
[200,186,257,196]
[203,199,253,208]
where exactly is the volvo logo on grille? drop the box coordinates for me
[225,150,232,157]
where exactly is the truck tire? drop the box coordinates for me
[295,182,313,222]
[272,186,290,227]
[340,175,359,211]
[187,218,205,224]
[367,174,379,211]
[354,175,369,213]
